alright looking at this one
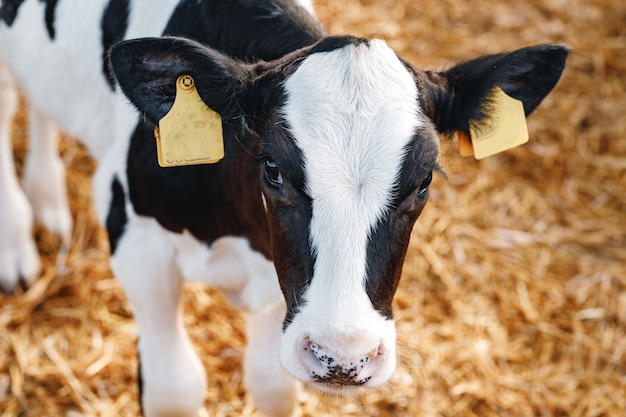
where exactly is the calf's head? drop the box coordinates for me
[110,36,567,390]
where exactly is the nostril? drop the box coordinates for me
[354,343,384,382]
[299,337,326,377]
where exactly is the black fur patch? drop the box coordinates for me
[39,0,58,39]
[162,0,325,61]
[125,120,272,257]
[0,0,26,26]
[105,176,127,254]
[258,116,315,329]
[364,128,440,319]
[101,0,129,90]
[307,35,368,55]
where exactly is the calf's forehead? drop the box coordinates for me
[281,39,422,150]
[280,39,426,218]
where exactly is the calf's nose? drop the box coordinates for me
[298,336,384,385]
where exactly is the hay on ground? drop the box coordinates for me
[1,0,625,415]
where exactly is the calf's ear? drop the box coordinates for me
[420,44,569,139]
[108,36,251,125]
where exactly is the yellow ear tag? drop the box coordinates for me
[153,74,224,167]
[468,86,529,160]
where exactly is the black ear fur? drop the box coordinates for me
[429,44,569,138]
[108,36,251,125]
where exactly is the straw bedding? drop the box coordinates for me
[1,0,625,415]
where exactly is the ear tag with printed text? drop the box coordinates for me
[154,74,224,167]
[466,86,529,160]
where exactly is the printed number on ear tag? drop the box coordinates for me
[464,86,529,160]
[154,74,224,167]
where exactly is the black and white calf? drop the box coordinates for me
[0,0,568,415]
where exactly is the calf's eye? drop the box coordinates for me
[264,158,283,186]
[418,171,432,195]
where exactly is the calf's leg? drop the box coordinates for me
[23,106,72,246]
[244,301,300,417]
[111,217,207,417]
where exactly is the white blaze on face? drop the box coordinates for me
[279,39,423,386]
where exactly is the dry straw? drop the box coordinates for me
[1,0,625,415]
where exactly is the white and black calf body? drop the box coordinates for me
[0,0,567,415]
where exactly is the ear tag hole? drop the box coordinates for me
[465,86,529,160]
[153,74,224,167]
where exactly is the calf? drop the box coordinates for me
[0,0,568,416]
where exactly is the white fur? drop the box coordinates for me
[280,40,422,386]
[23,107,72,245]
[0,0,113,159]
